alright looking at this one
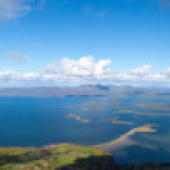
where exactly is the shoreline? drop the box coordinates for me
[94,124,157,148]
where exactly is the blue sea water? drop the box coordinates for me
[0,96,170,164]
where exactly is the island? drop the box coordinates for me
[107,117,133,125]
[67,114,90,123]
[116,110,134,114]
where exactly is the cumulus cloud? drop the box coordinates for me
[1,56,170,87]
[94,59,112,78]
[129,65,153,77]
[18,72,40,81]
[61,56,112,79]
[61,56,95,76]
[0,70,15,82]
[161,68,170,77]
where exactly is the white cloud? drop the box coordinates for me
[61,56,95,76]
[145,74,166,81]
[61,56,112,79]
[8,52,30,61]
[129,65,153,77]
[0,0,31,21]
[1,56,170,87]
[0,0,45,21]
[18,72,40,81]
[94,59,112,78]
[161,68,170,78]
[0,70,15,81]
[42,61,58,75]
[7,51,30,65]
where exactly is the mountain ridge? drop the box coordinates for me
[0,85,170,97]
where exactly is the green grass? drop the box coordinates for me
[0,144,169,169]
[0,144,111,169]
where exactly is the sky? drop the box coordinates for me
[0,0,170,87]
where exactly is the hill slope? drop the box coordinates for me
[0,144,170,170]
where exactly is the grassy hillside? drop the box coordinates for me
[0,143,114,169]
[0,143,170,170]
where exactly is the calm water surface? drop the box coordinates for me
[0,96,170,164]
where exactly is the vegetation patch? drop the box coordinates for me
[0,144,112,169]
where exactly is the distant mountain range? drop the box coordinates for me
[0,85,170,97]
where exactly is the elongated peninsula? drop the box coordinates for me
[96,124,157,148]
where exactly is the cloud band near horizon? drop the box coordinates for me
[1,56,170,87]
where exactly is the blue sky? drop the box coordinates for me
[0,0,170,87]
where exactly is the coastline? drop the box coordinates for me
[95,124,157,148]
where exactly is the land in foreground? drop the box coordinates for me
[0,144,170,170]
